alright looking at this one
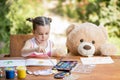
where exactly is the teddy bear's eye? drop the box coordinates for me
[92,41,95,44]
[80,39,84,42]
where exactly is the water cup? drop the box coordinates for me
[0,68,4,78]
[16,66,26,79]
[5,67,15,79]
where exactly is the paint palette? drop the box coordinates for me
[52,61,77,71]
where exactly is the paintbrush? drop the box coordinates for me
[43,51,55,66]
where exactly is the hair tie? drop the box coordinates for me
[26,18,33,22]
[47,17,52,23]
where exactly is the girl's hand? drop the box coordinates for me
[35,46,46,53]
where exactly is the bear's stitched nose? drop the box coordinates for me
[83,45,91,50]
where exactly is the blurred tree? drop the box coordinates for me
[0,0,11,54]
[98,0,120,37]
[7,0,45,34]
[51,0,120,38]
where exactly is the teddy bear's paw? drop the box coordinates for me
[100,43,117,56]
[52,48,67,57]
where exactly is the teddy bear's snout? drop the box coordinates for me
[77,42,95,57]
[83,45,91,50]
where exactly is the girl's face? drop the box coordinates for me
[33,25,50,44]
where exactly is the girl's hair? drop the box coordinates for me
[26,16,52,30]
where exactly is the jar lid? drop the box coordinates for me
[5,67,15,71]
[16,66,26,70]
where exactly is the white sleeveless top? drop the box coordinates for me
[27,38,52,57]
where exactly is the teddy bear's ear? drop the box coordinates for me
[66,24,76,36]
[99,24,108,40]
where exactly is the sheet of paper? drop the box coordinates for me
[71,63,96,73]
[0,60,26,67]
[26,58,57,66]
[81,57,114,65]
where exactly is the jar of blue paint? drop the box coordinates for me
[5,67,15,79]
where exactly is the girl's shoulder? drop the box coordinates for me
[26,37,35,42]
[25,37,35,44]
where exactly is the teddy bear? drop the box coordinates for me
[66,22,117,57]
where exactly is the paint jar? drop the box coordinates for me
[5,67,15,79]
[16,66,26,79]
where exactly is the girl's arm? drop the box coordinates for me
[21,40,37,57]
[21,40,45,57]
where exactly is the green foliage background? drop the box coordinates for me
[0,0,120,55]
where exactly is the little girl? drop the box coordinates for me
[21,16,58,57]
